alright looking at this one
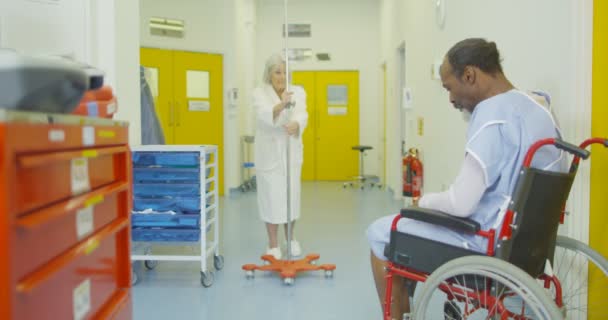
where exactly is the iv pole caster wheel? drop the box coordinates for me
[245,270,255,279]
[283,277,295,286]
[144,260,158,270]
[214,255,225,270]
[200,271,214,287]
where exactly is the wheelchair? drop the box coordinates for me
[384,137,608,320]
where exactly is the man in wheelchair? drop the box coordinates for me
[366,38,568,319]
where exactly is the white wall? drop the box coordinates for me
[255,0,382,177]
[0,0,88,60]
[380,0,592,240]
[109,0,141,146]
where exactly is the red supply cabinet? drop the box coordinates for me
[0,110,132,320]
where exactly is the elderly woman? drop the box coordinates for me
[252,54,308,260]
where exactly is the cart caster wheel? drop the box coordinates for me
[325,270,334,278]
[201,271,214,287]
[131,270,138,285]
[214,255,225,270]
[283,277,294,286]
[342,183,347,189]
[144,260,158,270]
[378,184,382,189]
[245,270,255,279]
[360,186,364,190]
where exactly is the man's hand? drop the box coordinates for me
[412,197,420,207]
[284,121,300,136]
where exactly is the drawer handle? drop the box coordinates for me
[18,146,128,168]
[16,182,127,229]
[16,217,129,294]
[98,130,116,138]
[81,150,98,158]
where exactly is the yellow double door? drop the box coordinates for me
[140,47,224,194]
[292,71,359,181]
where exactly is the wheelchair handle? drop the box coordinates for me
[579,137,608,149]
[570,137,607,172]
[555,139,590,159]
[524,138,590,167]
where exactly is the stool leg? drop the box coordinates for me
[360,151,365,190]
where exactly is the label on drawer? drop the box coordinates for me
[82,126,95,146]
[76,206,94,239]
[71,158,91,195]
[48,129,65,143]
[73,279,91,320]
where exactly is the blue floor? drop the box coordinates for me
[131,182,402,320]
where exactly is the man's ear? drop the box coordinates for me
[462,66,476,85]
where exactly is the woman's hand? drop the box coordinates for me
[273,91,294,120]
[284,121,300,136]
[280,91,294,107]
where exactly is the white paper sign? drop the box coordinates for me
[82,126,95,146]
[328,107,347,115]
[73,279,91,320]
[71,158,90,195]
[76,206,94,239]
[189,100,210,112]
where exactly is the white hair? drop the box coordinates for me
[263,53,286,84]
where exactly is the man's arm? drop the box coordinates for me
[418,154,486,218]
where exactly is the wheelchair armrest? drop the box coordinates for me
[400,207,481,233]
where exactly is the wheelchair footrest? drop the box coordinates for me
[385,231,483,274]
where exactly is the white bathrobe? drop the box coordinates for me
[252,84,308,224]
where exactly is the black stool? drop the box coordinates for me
[343,145,381,190]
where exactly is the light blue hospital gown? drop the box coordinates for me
[367,90,565,259]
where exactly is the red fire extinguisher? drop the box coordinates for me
[403,148,423,198]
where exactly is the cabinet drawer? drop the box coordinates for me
[16,146,128,215]
[111,296,133,320]
[96,290,132,320]
[14,219,128,320]
[133,183,200,198]
[132,151,201,168]
[132,228,201,242]
[133,167,200,183]
[132,213,200,229]
[133,197,201,214]
[13,183,128,280]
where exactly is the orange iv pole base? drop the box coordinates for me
[242,253,336,285]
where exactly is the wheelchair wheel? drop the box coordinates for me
[552,235,608,319]
[414,256,562,320]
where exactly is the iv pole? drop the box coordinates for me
[242,0,335,285]
[284,0,293,263]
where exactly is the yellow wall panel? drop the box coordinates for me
[590,1,608,317]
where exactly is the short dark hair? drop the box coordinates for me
[446,38,503,77]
